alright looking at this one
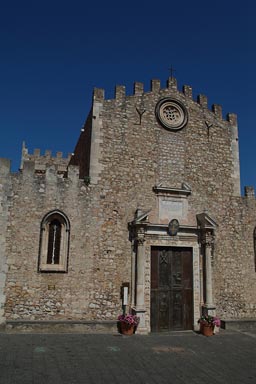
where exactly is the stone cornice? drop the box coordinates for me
[153,185,191,197]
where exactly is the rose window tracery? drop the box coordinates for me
[155,98,188,131]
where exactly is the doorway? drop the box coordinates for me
[150,247,193,332]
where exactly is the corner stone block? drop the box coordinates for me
[93,88,105,102]
[227,113,237,126]
[0,158,11,176]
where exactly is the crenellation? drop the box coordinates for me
[244,186,255,198]
[20,143,71,174]
[166,76,178,90]
[183,85,193,99]
[197,94,208,108]
[226,113,237,126]
[45,150,52,158]
[212,104,222,119]
[33,149,40,157]
[134,82,144,96]
[151,79,161,92]
[93,87,105,101]
[99,78,237,125]
[21,159,70,178]
[115,85,126,100]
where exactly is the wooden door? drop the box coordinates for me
[151,247,193,332]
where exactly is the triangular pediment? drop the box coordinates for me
[196,212,218,229]
[134,209,151,223]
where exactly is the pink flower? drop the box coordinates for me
[213,317,221,327]
[118,314,140,326]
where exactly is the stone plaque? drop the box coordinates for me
[159,199,183,221]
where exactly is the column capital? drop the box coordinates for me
[201,230,215,248]
[136,227,146,245]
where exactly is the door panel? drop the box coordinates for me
[151,247,193,332]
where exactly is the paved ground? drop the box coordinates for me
[0,329,255,384]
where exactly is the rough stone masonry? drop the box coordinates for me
[0,75,255,333]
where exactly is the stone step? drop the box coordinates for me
[3,320,117,334]
[221,319,256,331]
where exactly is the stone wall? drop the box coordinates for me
[1,76,256,326]
[0,159,12,324]
[69,110,92,179]
[214,193,256,318]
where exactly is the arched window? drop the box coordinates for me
[39,210,70,272]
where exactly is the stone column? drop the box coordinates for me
[133,228,147,333]
[199,251,204,306]
[203,232,216,315]
[130,242,136,307]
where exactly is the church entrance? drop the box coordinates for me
[150,246,193,332]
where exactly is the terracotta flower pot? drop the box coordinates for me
[201,323,214,336]
[120,322,135,335]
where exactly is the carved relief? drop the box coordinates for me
[136,227,146,245]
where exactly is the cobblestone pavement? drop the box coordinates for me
[0,329,255,384]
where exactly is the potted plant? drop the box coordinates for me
[198,314,221,336]
[117,313,140,335]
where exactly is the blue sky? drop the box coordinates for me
[0,1,254,193]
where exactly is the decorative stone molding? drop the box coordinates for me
[128,209,201,333]
[201,231,215,249]
[196,212,217,310]
[153,183,191,197]
[38,210,70,272]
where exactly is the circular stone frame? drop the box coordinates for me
[155,98,188,131]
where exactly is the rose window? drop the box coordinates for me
[155,99,188,130]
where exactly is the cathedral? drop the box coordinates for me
[0,75,255,333]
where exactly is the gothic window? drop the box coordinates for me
[39,210,70,272]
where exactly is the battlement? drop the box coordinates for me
[244,186,255,198]
[20,142,73,175]
[93,77,237,124]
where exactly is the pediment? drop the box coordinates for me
[196,212,218,229]
[153,182,191,197]
[133,209,151,223]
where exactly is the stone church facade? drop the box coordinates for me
[0,76,255,333]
